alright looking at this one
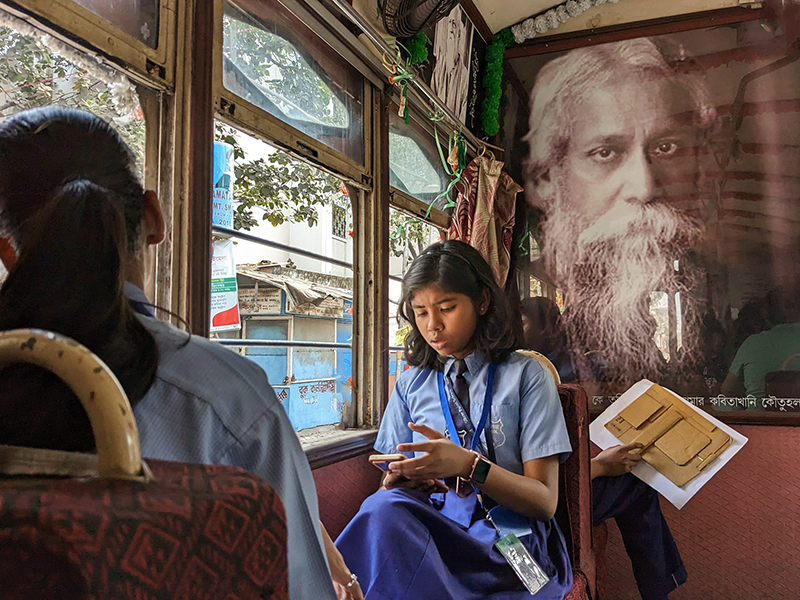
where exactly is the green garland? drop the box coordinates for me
[400,32,428,65]
[481,27,514,138]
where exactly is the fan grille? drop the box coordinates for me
[379,0,460,38]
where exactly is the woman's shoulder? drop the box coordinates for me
[138,316,276,409]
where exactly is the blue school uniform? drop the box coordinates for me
[336,351,573,600]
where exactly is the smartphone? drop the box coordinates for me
[368,453,406,471]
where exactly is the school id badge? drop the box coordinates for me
[495,534,550,595]
[489,506,550,595]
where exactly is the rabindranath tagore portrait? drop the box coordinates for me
[522,32,800,411]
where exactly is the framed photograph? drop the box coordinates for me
[513,19,800,419]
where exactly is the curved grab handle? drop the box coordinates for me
[0,329,142,478]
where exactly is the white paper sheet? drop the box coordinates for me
[589,379,748,509]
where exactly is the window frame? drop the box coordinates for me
[2,0,176,87]
[212,0,372,185]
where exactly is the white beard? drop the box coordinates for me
[541,192,703,382]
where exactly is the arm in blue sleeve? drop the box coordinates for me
[519,361,572,463]
[375,373,414,456]
[221,398,336,600]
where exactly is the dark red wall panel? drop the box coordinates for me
[602,425,800,599]
[314,452,381,539]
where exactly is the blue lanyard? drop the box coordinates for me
[437,362,496,451]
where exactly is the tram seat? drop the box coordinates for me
[555,383,596,600]
[0,329,289,599]
[517,351,597,599]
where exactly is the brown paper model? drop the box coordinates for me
[605,384,732,487]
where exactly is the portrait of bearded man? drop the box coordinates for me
[524,38,719,392]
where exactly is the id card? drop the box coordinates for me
[495,534,550,596]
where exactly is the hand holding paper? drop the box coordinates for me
[590,380,748,509]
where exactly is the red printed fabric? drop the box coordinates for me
[0,460,288,600]
[563,570,592,600]
[448,156,522,288]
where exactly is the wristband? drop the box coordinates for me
[464,450,481,481]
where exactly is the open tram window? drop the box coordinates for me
[211,122,355,434]
[0,12,151,285]
[387,207,444,397]
[222,0,364,165]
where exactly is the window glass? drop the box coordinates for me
[0,24,145,164]
[72,0,159,48]
[222,0,364,164]
[389,111,450,207]
[212,123,354,432]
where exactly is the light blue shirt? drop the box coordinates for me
[125,285,335,600]
[376,351,571,474]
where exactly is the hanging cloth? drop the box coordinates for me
[448,156,523,288]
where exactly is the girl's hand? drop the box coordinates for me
[391,422,475,480]
[381,470,448,494]
[591,443,644,479]
[320,522,364,600]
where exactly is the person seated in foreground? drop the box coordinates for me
[0,106,361,600]
[336,240,574,600]
[521,296,686,599]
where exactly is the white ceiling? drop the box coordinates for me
[471,0,562,34]
[471,0,747,36]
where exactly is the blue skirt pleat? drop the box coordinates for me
[335,488,572,600]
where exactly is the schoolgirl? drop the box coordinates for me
[336,240,573,599]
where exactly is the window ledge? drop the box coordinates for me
[301,425,378,469]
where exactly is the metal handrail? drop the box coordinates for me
[213,225,353,270]
[216,339,351,349]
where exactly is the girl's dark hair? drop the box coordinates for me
[0,106,158,452]
[398,240,519,369]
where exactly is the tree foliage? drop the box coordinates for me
[215,122,348,231]
[0,27,145,166]
[223,14,347,128]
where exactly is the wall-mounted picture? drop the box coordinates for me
[513,23,800,413]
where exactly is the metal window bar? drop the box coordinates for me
[214,340,405,351]
[217,339,351,349]
[213,225,353,269]
[214,224,404,283]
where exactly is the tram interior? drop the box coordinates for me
[0,0,799,599]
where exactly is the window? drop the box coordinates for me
[332,203,348,239]
[0,23,145,166]
[0,15,150,287]
[212,123,355,432]
[389,110,450,208]
[222,0,364,164]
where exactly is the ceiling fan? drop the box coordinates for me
[378,0,460,38]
